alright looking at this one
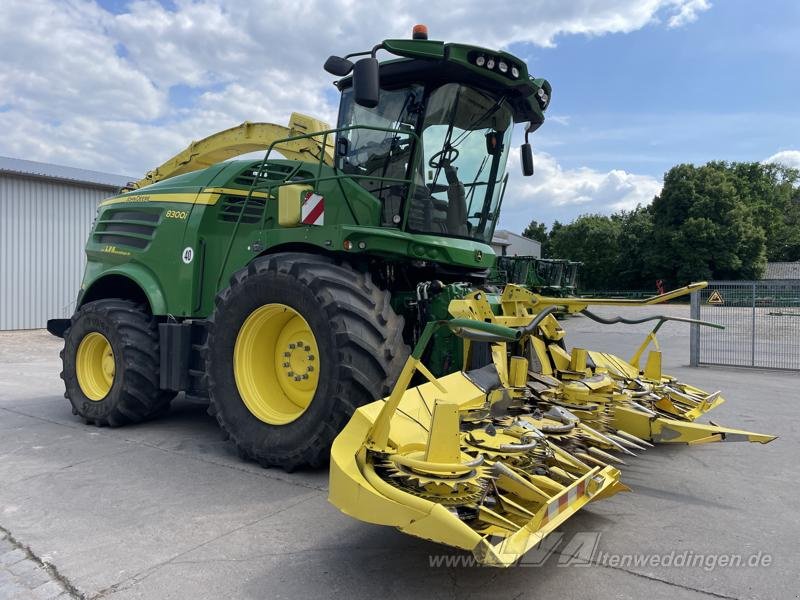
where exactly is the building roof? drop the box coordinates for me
[0,155,133,189]
[492,229,541,247]
[491,235,511,247]
[763,261,800,280]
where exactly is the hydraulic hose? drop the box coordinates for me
[580,309,723,330]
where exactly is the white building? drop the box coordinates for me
[491,229,542,258]
[762,261,800,280]
[0,156,131,330]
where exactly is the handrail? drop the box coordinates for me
[215,124,423,289]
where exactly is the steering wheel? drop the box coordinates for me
[428,146,459,169]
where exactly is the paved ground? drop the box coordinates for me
[0,307,797,600]
[1,528,74,599]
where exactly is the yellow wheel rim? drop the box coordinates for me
[76,332,115,401]
[233,303,320,425]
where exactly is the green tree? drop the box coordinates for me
[728,161,800,261]
[548,215,622,289]
[650,163,767,285]
[546,220,563,259]
[527,160,798,291]
[522,219,550,257]
[522,219,548,244]
[615,206,657,290]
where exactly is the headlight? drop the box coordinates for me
[475,55,486,67]
[498,61,508,73]
[537,88,549,105]
[511,66,520,78]
[486,58,495,69]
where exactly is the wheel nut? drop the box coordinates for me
[283,351,291,357]
[302,374,309,380]
[304,345,311,351]
[307,354,315,360]
[287,371,294,377]
[282,362,290,368]
[294,375,302,381]
[307,366,314,372]
[288,343,296,349]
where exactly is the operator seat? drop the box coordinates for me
[406,162,469,235]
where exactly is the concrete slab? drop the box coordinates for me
[0,311,795,600]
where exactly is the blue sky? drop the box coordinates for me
[517,0,800,176]
[1,1,798,232]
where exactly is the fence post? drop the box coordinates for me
[690,290,700,367]
[751,282,756,367]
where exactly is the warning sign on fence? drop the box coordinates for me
[707,290,725,305]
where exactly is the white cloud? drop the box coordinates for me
[547,115,572,126]
[112,0,258,88]
[763,150,800,170]
[499,152,662,231]
[666,0,711,27]
[0,0,165,123]
[0,0,710,177]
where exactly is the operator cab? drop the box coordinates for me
[337,82,513,244]
[330,28,550,246]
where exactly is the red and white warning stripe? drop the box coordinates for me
[543,479,586,524]
[301,191,324,226]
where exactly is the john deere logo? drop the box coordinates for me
[475,250,483,262]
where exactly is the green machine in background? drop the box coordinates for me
[490,256,582,297]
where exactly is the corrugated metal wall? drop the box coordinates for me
[0,175,111,330]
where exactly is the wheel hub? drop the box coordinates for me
[75,332,115,401]
[234,303,321,425]
[278,331,317,389]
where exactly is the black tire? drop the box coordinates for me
[205,252,408,470]
[60,299,173,426]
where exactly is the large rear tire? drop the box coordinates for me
[205,252,408,470]
[61,299,173,426]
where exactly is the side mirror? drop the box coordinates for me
[324,55,354,76]
[353,57,380,108]
[520,143,534,176]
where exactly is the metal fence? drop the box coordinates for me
[690,280,800,370]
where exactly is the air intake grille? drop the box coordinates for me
[234,164,296,188]
[217,195,266,224]
[94,208,160,250]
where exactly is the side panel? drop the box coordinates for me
[189,160,384,316]
[79,166,228,315]
[78,158,495,319]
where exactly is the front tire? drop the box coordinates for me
[61,299,173,426]
[205,253,408,470]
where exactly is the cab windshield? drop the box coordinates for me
[412,84,513,243]
[337,83,513,244]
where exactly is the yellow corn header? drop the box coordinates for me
[329,282,775,566]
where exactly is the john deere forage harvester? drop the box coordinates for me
[49,26,553,470]
[49,26,774,566]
